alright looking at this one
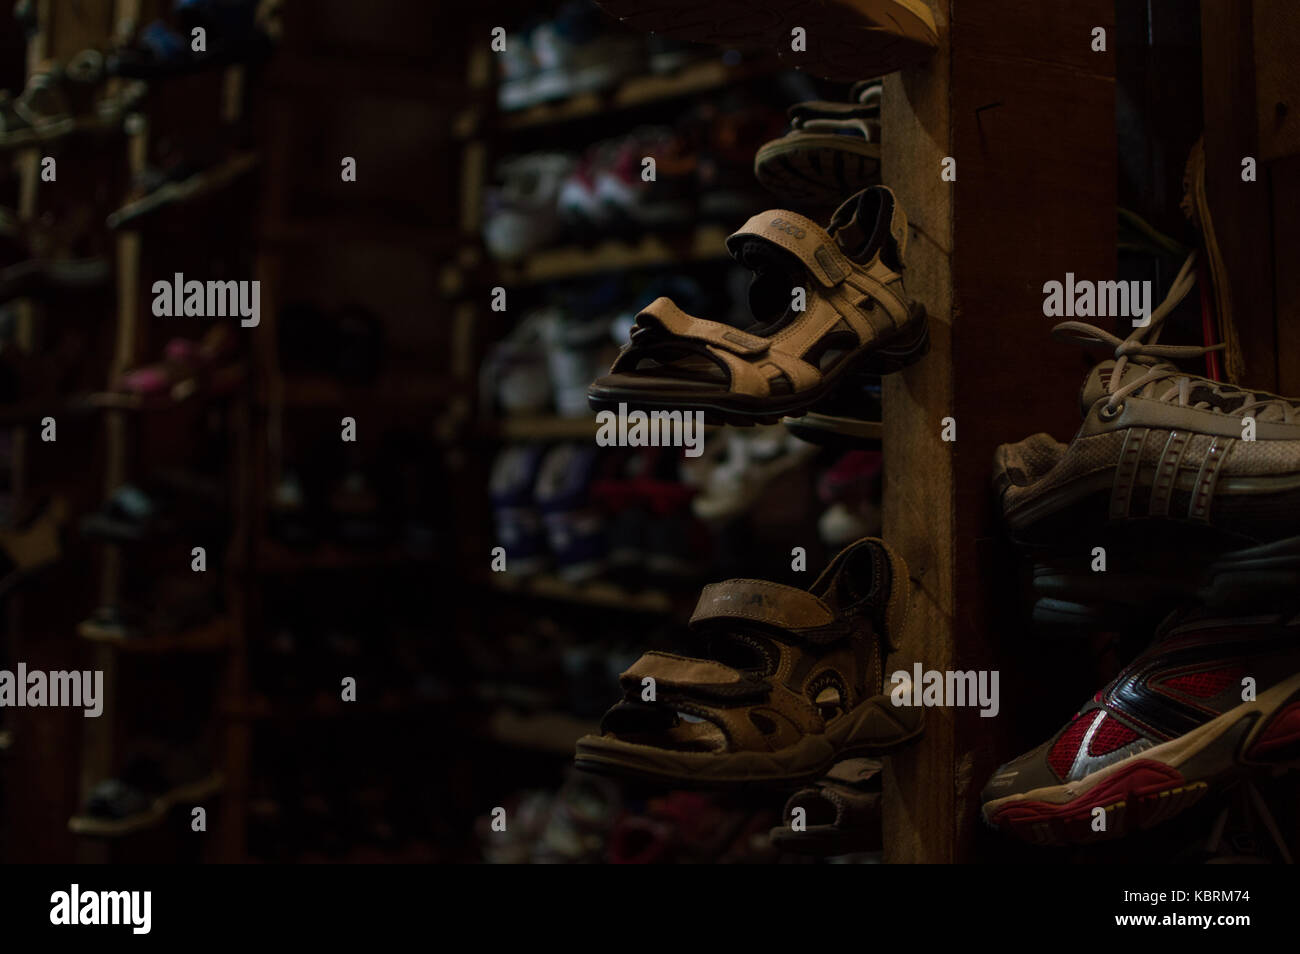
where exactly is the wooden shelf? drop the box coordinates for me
[485,415,599,440]
[493,225,731,286]
[89,364,246,412]
[265,54,471,102]
[224,694,445,722]
[485,573,675,614]
[487,59,777,135]
[68,773,225,838]
[250,539,441,574]
[107,152,260,230]
[77,616,231,653]
[482,707,598,755]
[261,217,459,252]
[276,373,456,410]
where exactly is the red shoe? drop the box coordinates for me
[982,610,1300,846]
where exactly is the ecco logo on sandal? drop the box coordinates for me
[769,217,806,239]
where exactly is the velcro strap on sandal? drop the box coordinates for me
[690,580,848,643]
[619,651,768,705]
[725,211,856,289]
[629,297,770,356]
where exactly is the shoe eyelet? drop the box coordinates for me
[1098,401,1125,421]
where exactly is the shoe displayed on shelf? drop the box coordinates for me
[817,450,882,546]
[690,427,815,524]
[483,153,574,261]
[496,1,643,111]
[593,0,938,82]
[574,536,923,785]
[77,738,222,836]
[535,443,608,583]
[482,307,557,417]
[546,281,621,417]
[994,253,1300,627]
[80,484,177,543]
[755,79,883,205]
[769,756,884,855]
[690,96,787,222]
[593,127,696,230]
[115,324,240,398]
[107,0,277,79]
[981,609,1300,846]
[588,185,927,425]
[490,444,550,576]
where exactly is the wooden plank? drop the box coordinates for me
[1201,0,1277,388]
[880,0,956,865]
[1273,154,1300,395]
[1252,0,1300,162]
[949,0,1115,862]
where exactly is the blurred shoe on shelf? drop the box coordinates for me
[483,153,574,261]
[547,282,621,417]
[497,1,643,111]
[482,307,556,417]
[535,443,607,583]
[691,427,815,524]
[490,444,549,576]
[817,450,882,546]
[108,0,276,78]
[594,127,695,230]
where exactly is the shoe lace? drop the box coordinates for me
[1051,252,1299,424]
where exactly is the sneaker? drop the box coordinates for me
[691,427,814,524]
[594,128,696,231]
[483,154,574,262]
[982,609,1300,846]
[994,254,1300,627]
[482,308,556,416]
[535,443,607,583]
[490,445,549,576]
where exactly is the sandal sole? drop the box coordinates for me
[588,309,928,427]
[982,674,1300,846]
[755,136,881,205]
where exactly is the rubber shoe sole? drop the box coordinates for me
[982,672,1300,846]
[1027,534,1300,631]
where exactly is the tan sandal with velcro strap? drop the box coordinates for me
[574,537,923,786]
[587,186,927,425]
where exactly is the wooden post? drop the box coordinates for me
[882,0,1117,862]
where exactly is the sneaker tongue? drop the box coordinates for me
[1079,360,1148,416]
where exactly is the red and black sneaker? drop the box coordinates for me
[981,610,1300,846]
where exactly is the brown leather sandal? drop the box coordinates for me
[574,537,923,786]
[769,757,884,855]
[587,186,927,426]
